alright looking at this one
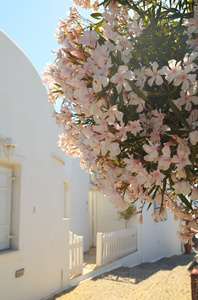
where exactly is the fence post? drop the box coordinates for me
[96,232,103,266]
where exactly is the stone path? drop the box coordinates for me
[47,253,195,300]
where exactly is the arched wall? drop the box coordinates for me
[0,30,70,300]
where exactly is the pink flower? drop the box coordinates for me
[162,59,182,83]
[145,62,163,86]
[143,141,159,161]
[162,145,171,157]
[123,154,137,171]
[189,130,198,145]
[136,167,151,186]
[78,30,98,47]
[173,181,191,195]
[104,105,123,124]
[134,65,147,87]
[187,109,198,128]
[110,65,135,93]
[127,120,142,136]
[177,90,198,111]
[128,19,145,37]
[92,140,108,156]
[114,121,128,141]
[93,118,108,132]
[173,65,196,91]
[172,150,191,170]
[150,130,160,142]
[93,75,109,93]
[91,44,111,71]
[124,192,136,203]
[158,156,171,171]
[184,10,198,35]
[191,186,198,201]
[183,52,198,69]
[150,169,165,186]
[150,109,165,130]
[128,92,145,112]
[151,212,161,222]
[177,168,187,179]
[106,142,121,158]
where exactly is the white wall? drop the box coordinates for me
[140,205,182,262]
[95,192,137,233]
[0,30,69,300]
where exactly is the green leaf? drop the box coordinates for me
[116,0,126,5]
[168,174,175,187]
[98,34,106,46]
[119,88,124,105]
[191,149,196,170]
[147,202,153,211]
[148,184,156,196]
[160,177,167,212]
[156,1,162,22]
[52,89,63,94]
[152,186,159,199]
[125,0,132,7]
[117,50,122,65]
[167,130,189,135]
[178,194,193,210]
[110,52,120,67]
[108,38,116,45]
[131,3,145,20]
[168,98,190,130]
[112,92,118,105]
[94,20,104,33]
[98,0,110,6]
[91,13,102,20]
[54,83,61,88]
[126,79,149,102]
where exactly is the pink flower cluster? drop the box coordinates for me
[43,2,198,243]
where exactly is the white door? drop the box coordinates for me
[0,167,12,250]
[89,190,97,247]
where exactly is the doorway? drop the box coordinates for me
[89,189,97,247]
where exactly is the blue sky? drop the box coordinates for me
[0,0,92,77]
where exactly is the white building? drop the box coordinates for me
[0,30,183,300]
[0,30,72,300]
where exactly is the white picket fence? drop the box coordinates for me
[69,231,84,278]
[96,228,137,266]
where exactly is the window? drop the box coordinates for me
[0,164,20,252]
[64,180,70,219]
[0,167,12,250]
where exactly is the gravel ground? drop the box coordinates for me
[47,252,196,300]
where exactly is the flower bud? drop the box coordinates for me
[173,180,191,195]
[191,186,198,201]
[190,130,198,145]
[177,168,187,179]
[138,213,143,224]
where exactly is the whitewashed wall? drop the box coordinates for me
[95,191,137,232]
[140,206,182,262]
[0,30,70,300]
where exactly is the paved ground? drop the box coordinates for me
[47,252,196,300]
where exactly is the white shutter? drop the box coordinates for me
[0,167,12,250]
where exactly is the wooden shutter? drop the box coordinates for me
[0,167,12,250]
